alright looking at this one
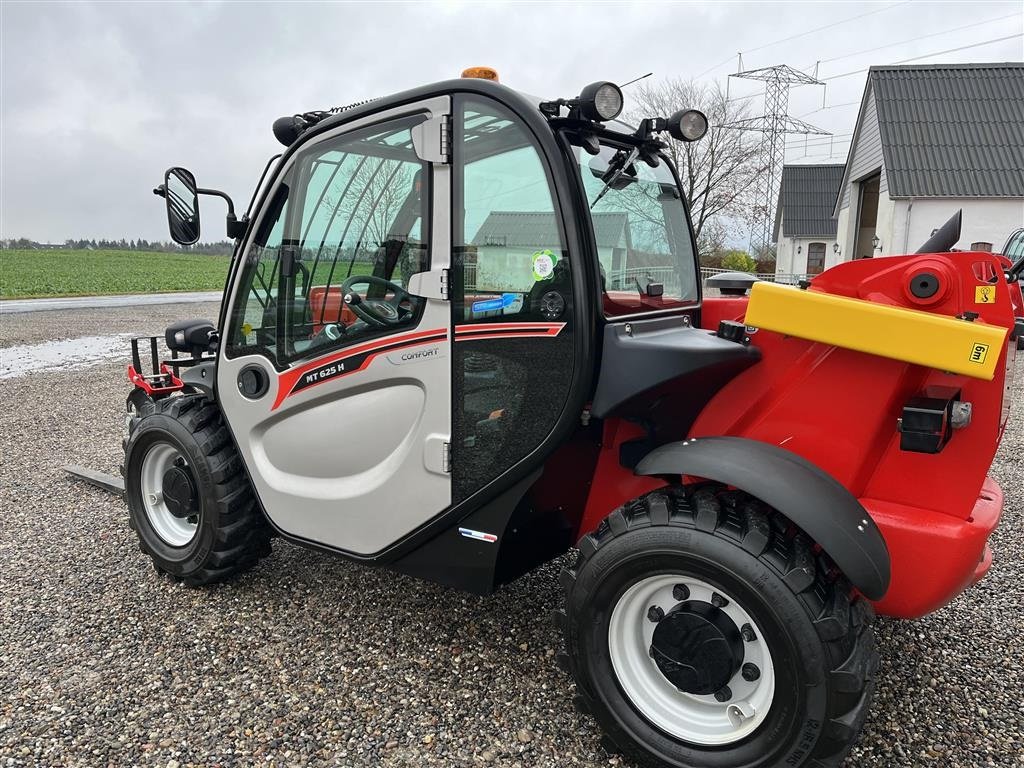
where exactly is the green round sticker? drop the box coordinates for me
[532,249,557,281]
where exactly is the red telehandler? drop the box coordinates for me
[70,70,1022,767]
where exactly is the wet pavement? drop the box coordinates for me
[0,291,222,314]
[0,334,132,379]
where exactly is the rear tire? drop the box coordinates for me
[555,486,877,768]
[123,393,271,585]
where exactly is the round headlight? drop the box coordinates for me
[668,109,709,142]
[579,81,623,122]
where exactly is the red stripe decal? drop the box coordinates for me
[273,328,446,409]
[455,322,565,334]
[270,322,565,410]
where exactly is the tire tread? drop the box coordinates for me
[126,393,271,585]
[558,484,878,768]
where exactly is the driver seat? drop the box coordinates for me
[308,287,358,335]
[165,319,218,357]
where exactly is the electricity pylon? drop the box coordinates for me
[725,64,829,255]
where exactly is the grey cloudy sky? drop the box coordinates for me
[2,0,1021,242]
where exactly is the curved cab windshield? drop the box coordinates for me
[570,139,699,316]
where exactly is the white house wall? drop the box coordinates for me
[890,198,1024,254]
[873,193,897,256]
[776,233,839,275]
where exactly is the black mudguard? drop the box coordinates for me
[635,436,891,601]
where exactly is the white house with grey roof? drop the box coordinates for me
[833,62,1024,261]
[773,164,845,276]
[471,211,628,290]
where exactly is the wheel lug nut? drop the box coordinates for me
[711,592,729,608]
[741,623,756,642]
[672,584,690,601]
[742,663,760,682]
[148,494,158,504]
[714,685,732,702]
[647,605,664,623]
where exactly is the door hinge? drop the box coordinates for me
[411,114,451,164]
[406,267,449,301]
[442,442,451,473]
[439,115,451,163]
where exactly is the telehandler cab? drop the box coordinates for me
[116,70,1021,767]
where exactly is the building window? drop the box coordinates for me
[807,242,826,274]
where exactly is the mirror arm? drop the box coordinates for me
[195,186,248,240]
[196,186,235,216]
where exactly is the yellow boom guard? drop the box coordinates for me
[744,281,1007,380]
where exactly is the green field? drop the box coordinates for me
[0,249,231,299]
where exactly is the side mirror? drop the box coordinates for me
[159,167,201,245]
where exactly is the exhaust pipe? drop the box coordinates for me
[916,209,962,254]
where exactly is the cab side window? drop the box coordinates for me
[452,97,576,503]
[459,105,570,323]
[226,185,289,360]
[1006,230,1024,261]
[227,116,430,366]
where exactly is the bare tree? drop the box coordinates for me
[628,77,763,251]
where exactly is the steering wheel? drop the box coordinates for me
[340,274,412,328]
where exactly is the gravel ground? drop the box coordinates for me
[1,304,1022,768]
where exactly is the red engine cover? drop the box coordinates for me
[575,253,1016,619]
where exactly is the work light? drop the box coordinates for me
[668,109,709,142]
[579,81,624,122]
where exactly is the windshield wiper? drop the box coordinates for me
[591,147,640,209]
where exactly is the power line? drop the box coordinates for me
[692,0,910,80]
[694,54,739,81]
[822,34,1023,81]
[786,140,852,153]
[798,101,861,118]
[742,1,911,56]
[794,19,1022,118]
[785,133,853,148]
[788,150,852,160]
[802,11,1022,69]
[729,28,1021,105]
[786,146,852,159]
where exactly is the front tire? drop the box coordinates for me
[124,393,271,585]
[556,487,877,768]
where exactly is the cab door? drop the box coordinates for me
[449,95,580,505]
[217,97,452,556]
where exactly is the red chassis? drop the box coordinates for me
[560,252,1019,620]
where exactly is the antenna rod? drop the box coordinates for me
[621,72,653,88]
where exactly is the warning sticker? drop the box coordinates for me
[969,343,990,364]
[975,285,996,304]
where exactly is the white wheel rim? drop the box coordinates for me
[140,442,198,547]
[608,574,775,746]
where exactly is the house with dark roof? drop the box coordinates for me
[834,62,1024,261]
[773,164,845,276]
[470,211,628,290]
